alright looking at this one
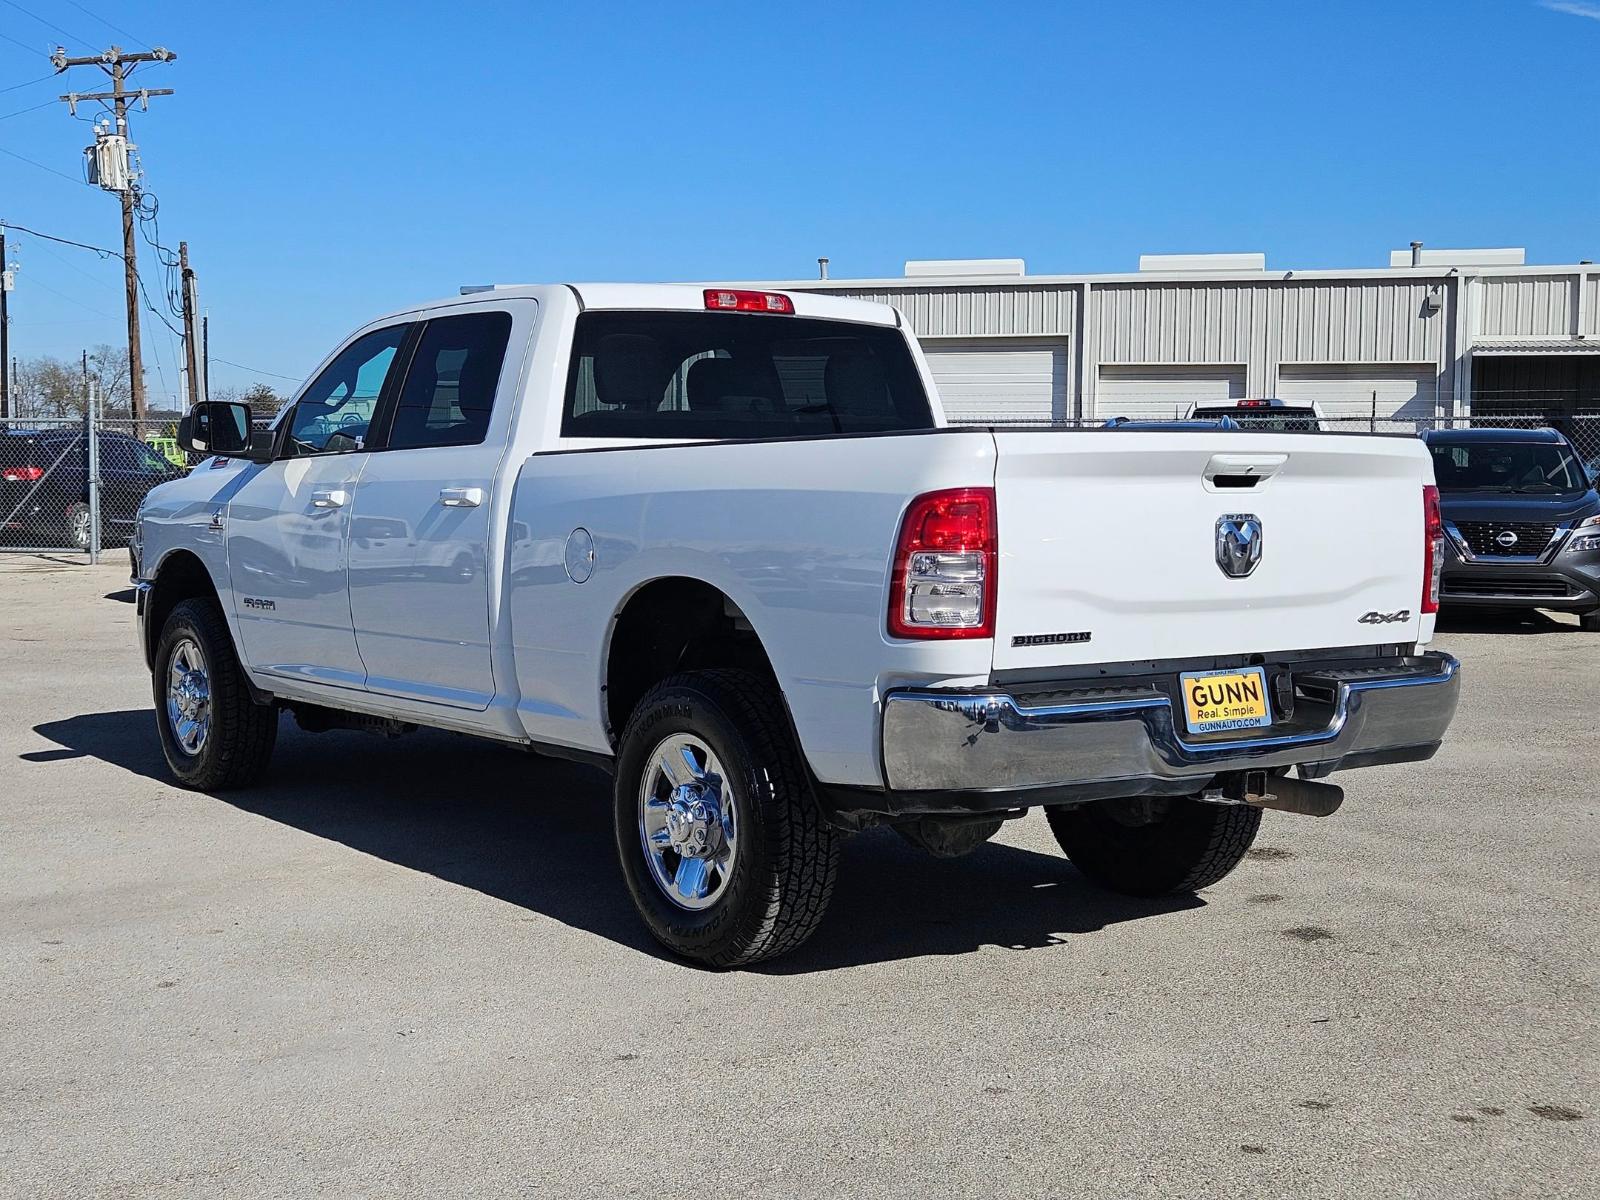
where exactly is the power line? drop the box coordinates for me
[0,72,56,95]
[2,217,185,331]
[0,0,96,52]
[0,142,79,183]
[2,214,191,399]
[61,1,152,52]
[0,97,54,120]
[21,228,119,286]
[0,221,121,259]
[20,271,117,318]
[0,29,50,55]
[208,355,302,383]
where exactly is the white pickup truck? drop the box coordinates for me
[134,284,1461,966]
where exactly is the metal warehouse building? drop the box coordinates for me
[770,249,1600,428]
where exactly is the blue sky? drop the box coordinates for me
[2,0,1597,402]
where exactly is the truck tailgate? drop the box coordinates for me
[990,431,1430,671]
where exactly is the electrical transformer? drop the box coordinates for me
[84,133,133,194]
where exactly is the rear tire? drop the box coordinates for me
[613,669,838,968]
[153,597,278,789]
[1046,795,1261,896]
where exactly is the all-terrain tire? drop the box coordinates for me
[613,669,838,968]
[153,596,278,789]
[1045,796,1261,896]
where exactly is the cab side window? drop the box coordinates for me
[285,325,409,457]
[386,312,513,450]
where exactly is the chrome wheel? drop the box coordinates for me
[165,637,211,757]
[69,506,91,551]
[637,733,738,911]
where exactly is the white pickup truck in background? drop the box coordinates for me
[133,283,1461,967]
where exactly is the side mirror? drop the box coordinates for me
[177,400,252,456]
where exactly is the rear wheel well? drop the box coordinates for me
[146,551,221,664]
[605,579,776,742]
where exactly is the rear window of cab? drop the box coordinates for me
[561,311,935,440]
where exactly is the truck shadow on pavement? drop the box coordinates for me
[28,708,1201,972]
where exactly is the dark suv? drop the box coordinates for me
[1421,427,1600,630]
[0,426,188,551]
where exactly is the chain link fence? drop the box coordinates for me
[975,400,1600,464]
[0,412,192,561]
[4,396,1598,563]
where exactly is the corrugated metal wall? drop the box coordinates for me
[809,268,1593,420]
[1091,280,1442,369]
[1479,274,1574,336]
[1093,283,1257,364]
[825,285,1075,339]
[1274,280,1442,364]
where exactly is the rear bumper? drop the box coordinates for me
[876,651,1460,809]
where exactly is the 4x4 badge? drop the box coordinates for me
[1359,609,1411,624]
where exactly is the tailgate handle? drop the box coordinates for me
[1205,453,1286,488]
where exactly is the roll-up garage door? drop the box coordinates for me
[1274,363,1440,421]
[920,340,1069,423]
[1095,364,1246,421]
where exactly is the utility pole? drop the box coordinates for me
[1,229,10,419]
[179,241,200,408]
[51,45,178,426]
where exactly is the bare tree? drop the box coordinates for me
[211,381,285,417]
[87,345,132,415]
[12,356,81,418]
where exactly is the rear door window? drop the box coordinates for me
[103,438,170,473]
[385,312,513,450]
[562,311,934,439]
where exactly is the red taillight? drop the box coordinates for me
[1,466,44,483]
[1237,399,1271,408]
[703,288,794,315]
[888,487,997,639]
[1422,484,1443,615]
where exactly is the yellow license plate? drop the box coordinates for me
[1179,667,1272,734]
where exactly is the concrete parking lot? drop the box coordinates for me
[1,558,1595,1199]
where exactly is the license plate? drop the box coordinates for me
[1179,666,1272,734]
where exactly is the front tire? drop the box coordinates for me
[153,597,278,789]
[1046,795,1261,896]
[1580,610,1600,632]
[613,669,838,968]
[66,501,92,551]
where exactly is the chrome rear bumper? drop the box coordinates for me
[881,651,1460,797]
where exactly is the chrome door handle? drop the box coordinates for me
[310,489,349,509]
[438,487,484,508]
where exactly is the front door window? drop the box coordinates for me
[285,326,407,456]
